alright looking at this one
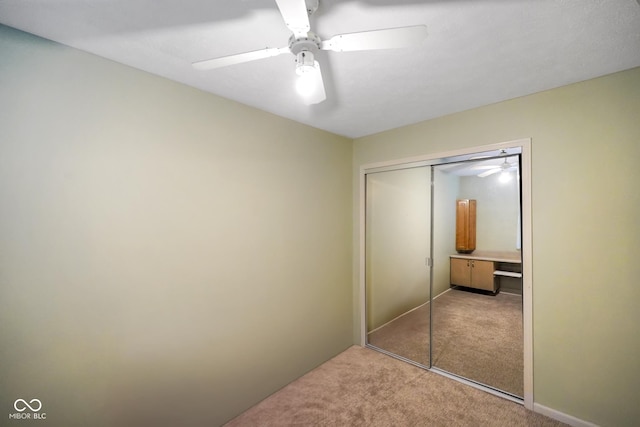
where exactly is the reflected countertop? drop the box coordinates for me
[450,251,521,263]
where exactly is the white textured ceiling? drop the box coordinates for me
[1,0,639,138]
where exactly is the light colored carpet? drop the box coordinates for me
[225,346,564,426]
[368,288,523,396]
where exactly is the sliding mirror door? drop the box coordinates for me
[365,166,432,366]
[431,154,523,398]
[363,144,529,402]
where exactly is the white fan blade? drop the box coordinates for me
[275,0,310,38]
[321,25,427,52]
[299,61,326,105]
[193,47,288,70]
[472,165,502,170]
[478,168,501,178]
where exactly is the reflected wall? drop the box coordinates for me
[365,167,431,364]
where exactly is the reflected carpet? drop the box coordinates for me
[368,288,523,396]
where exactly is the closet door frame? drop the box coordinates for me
[359,138,533,409]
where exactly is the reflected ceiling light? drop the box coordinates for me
[498,157,514,183]
[499,170,512,183]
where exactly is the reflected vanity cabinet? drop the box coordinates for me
[450,257,496,292]
[456,199,476,253]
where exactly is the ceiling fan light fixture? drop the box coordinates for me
[295,51,320,97]
[295,51,315,75]
[296,68,318,97]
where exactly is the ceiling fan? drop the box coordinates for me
[192,0,428,105]
[476,152,518,178]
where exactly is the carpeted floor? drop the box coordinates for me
[368,288,523,396]
[224,346,565,426]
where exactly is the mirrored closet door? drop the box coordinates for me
[364,148,524,399]
[431,155,523,398]
[365,166,432,366]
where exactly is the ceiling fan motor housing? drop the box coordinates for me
[290,33,321,75]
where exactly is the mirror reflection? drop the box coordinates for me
[365,167,431,365]
[432,154,522,397]
[365,149,523,398]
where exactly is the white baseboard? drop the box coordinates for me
[533,403,599,427]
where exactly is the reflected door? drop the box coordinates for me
[365,167,432,366]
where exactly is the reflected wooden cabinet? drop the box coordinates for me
[456,199,476,254]
[450,257,496,292]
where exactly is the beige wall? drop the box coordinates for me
[354,67,640,426]
[0,25,353,426]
